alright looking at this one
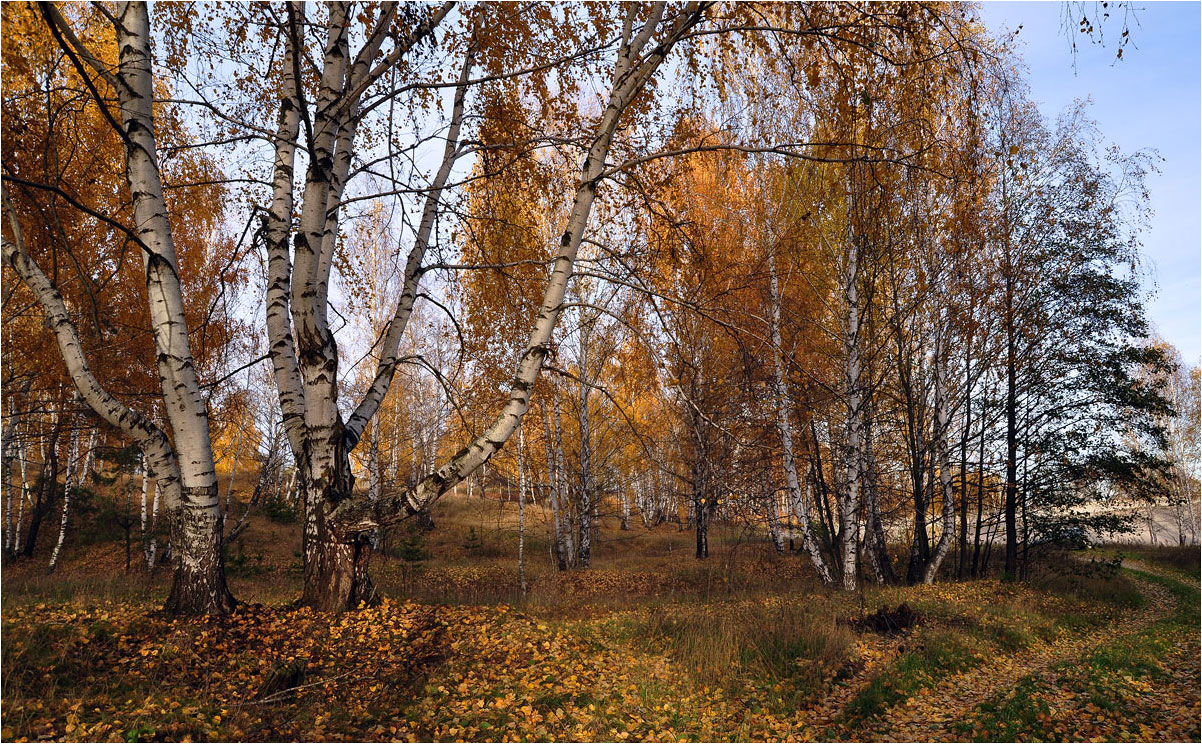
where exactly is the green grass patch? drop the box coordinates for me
[843,628,982,724]
[960,567,1200,742]
[956,674,1052,742]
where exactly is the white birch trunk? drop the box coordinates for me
[541,400,568,569]
[333,3,709,533]
[148,478,161,569]
[14,440,27,554]
[768,252,833,584]
[111,3,228,612]
[368,428,382,502]
[923,323,956,584]
[552,382,574,562]
[140,450,149,548]
[3,425,16,552]
[47,412,82,573]
[80,428,97,485]
[518,426,528,596]
[577,304,594,567]
[12,3,231,613]
[766,487,786,553]
[839,243,862,592]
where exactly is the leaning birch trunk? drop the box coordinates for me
[767,252,833,584]
[7,2,232,613]
[331,3,710,541]
[923,324,956,584]
[42,2,231,611]
[114,3,230,613]
[47,413,82,573]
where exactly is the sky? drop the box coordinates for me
[977,1,1201,363]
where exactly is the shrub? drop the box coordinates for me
[261,494,298,524]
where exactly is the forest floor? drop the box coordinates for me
[2,488,1199,742]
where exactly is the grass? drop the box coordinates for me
[958,675,1052,742]
[1029,559,1146,610]
[955,562,1201,743]
[637,596,855,707]
[3,483,1199,742]
[842,627,981,724]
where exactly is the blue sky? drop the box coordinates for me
[978,1,1201,363]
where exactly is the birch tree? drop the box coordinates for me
[4,2,236,614]
[249,2,711,610]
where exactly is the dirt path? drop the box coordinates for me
[830,570,1179,742]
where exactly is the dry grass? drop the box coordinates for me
[640,596,856,704]
[4,483,1196,742]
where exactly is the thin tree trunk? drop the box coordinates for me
[693,462,709,559]
[767,249,834,581]
[47,405,82,573]
[923,328,955,584]
[80,428,97,486]
[518,427,527,596]
[3,422,17,553]
[958,380,971,579]
[140,453,151,564]
[148,479,161,570]
[863,407,893,583]
[551,383,573,564]
[14,439,27,555]
[22,411,60,559]
[1002,201,1020,580]
[577,306,594,568]
[971,403,987,577]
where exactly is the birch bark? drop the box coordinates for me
[332,4,709,542]
[541,400,569,570]
[109,3,231,613]
[839,240,863,591]
[5,1,232,612]
[48,410,83,573]
[767,252,833,584]
[923,323,956,584]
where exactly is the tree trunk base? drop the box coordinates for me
[164,563,237,616]
[163,507,236,616]
[302,533,379,612]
